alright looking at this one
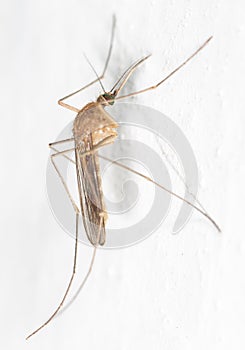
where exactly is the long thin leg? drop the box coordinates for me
[48,146,104,318]
[58,78,103,113]
[27,142,113,338]
[156,136,209,215]
[26,146,81,340]
[49,140,220,232]
[59,152,220,316]
[45,138,219,320]
[49,145,105,315]
[49,138,75,163]
[98,154,221,232]
[58,15,116,112]
[26,212,79,340]
[98,37,212,105]
[49,134,113,164]
[52,147,75,158]
[50,137,115,221]
[49,138,76,165]
[49,138,74,147]
[50,148,79,213]
[110,56,151,93]
[112,54,151,96]
[52,135,116,160]
[56,219,102,318]
[50,145,75,164]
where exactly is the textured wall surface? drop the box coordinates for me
[1,0,244,349]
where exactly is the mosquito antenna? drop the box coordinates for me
[83,53,106,93]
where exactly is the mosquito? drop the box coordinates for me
[26,16,220,340]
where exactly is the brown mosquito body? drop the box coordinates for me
[73,102,118,246]
[26,16,220,340]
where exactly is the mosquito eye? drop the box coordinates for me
[102,93,114,105]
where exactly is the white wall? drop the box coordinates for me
[0,0,244,349]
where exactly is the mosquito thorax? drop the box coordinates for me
[97,92,115,106]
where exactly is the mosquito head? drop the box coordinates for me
[97,92,116,106]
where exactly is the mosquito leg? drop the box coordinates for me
[26,16,117,337]
[49,139,219,232]
[50,145,75,164]
[112,54,151,96]
[27,162,104,338]
[98,37,212,105]
[58,78,103,113]
[49,138,74,147]
[50,148,79,213]
[156,137,209,215]
[98,155,221,233]
[51,135,115,161]
[50,142,220,232]
[49,139,75,164]
[49,137,76,164]
[26,212,79,340]
[26,146,82,339]
[50,145,102,223]
[77,135,116,158]
[110,55,150,94]
[155,137,219,234]
[58,15,116,112]
[56,139,217,232]
[52,148,75,158]
[50,143,111,212]
[50,137,115,222]
[55,217,103,317]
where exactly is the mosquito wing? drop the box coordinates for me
[75,134,106,246]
